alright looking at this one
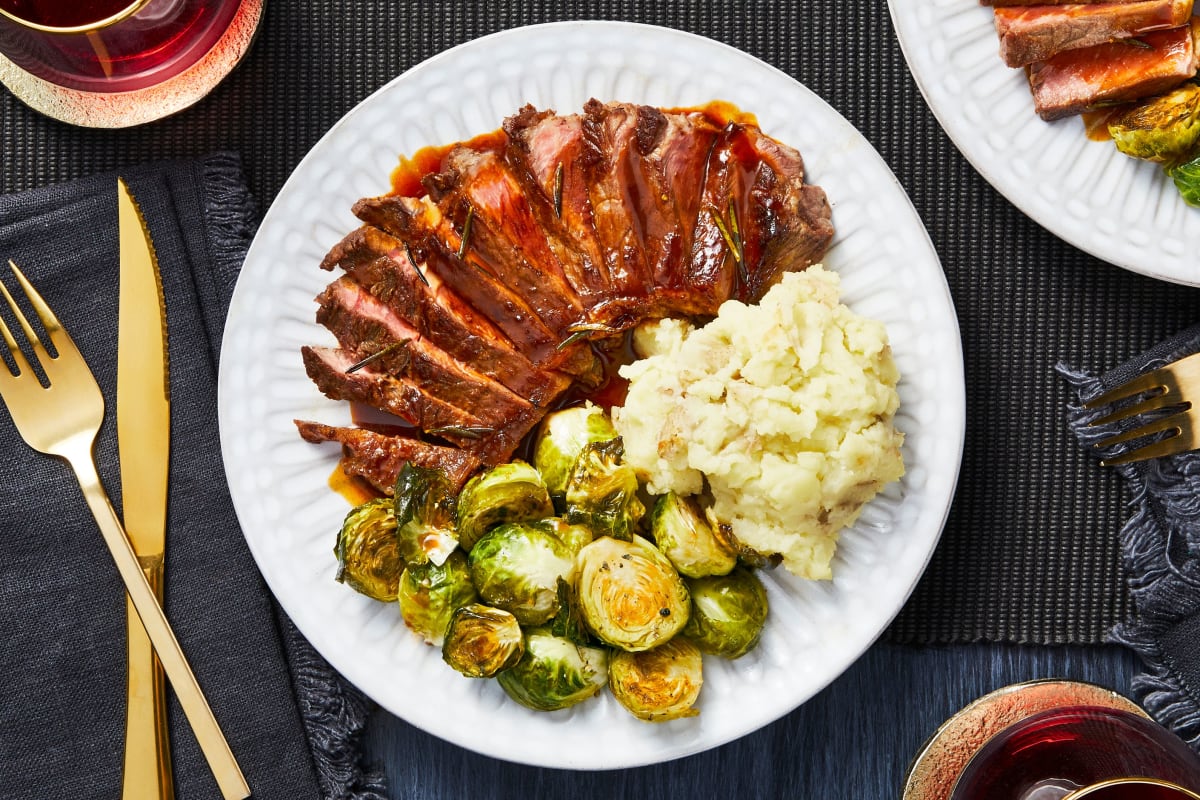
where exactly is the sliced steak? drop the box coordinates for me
[994,0,1194,67]
[315,274,536,423]
[1028,18,1200,120]
[320,225,570,406]
[984,0,1152,5]
[294,420,481,492]
[353,193,601,382]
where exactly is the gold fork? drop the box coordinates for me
[0,261,250,799]
[1084,351,1200,466]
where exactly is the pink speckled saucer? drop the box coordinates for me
[903,679,1147,800]
[0,0,263,128]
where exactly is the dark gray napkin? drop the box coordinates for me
[1061,333,1200,752]
[0,154,386,799]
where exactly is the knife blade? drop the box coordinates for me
[117,176,174,800]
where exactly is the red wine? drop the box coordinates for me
[0,0,138,28]
[952,706,1200,800]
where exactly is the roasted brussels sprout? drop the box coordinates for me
[564,438,645,540]
[456,461,554,552]
[334,497,402,602]
[548,577,590,646]
[396,550,478,646]
[1171,151,1200,207]
[1109,84,1200,167]
[706,509,783,571]
[496,628,609,711]
[393,462,459,567]
[609,638,703,722]
[441,603,524,678]
[682,567,769,659]
[575,535,690,652]
[533,404,619,499]
[649,492,736,578]
[468,522,576,626]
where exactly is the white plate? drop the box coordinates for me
[887,1,1200,285]
[218,21,964,770]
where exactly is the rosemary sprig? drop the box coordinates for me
[556,330,589,351]
[711,201,748,285]
[344,340,410,374]
[426,425,494,440]
[555,321,621,350]
[553,163,564,219]
[1119,37,1153,50]
[456,205,475,260]
[402,240,430,287]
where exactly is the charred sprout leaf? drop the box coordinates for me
[496,628,609,711]
[609,637,703,722]
[564,438,645,541]
[468,522,576,626]
[456,461,554,552]
[441,603,524,678]
[1109,84,1200,167]
[575,535,690,652]
[534,405,619,501]
[1169,151,1200,206]
[649,492,736,579]
[396,550,477,646]
[682,567,769,659]
[548,576,591,646]
[334,498,402,602]
[707,509,783,570]
[393,462,459,567]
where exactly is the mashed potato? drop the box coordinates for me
[611,265,904,580]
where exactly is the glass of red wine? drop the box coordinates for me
[0,0,242,93]
[905,680,1200,800]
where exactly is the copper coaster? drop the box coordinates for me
[903,679,1147,800]
[0,0,264,128]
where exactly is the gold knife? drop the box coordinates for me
[117,177,174,800]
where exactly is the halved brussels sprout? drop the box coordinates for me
[649,492,736,578]
[468,522,576,626]
[609,637,703,722]
[397,550,478,646]
[1109,84,1200,167]
[682,567,769,659]
[496,628,609,711]
[575,535,690,652]
[393,462,459,567]
[533,404,618,500]
[564,438,645,540]
[441,603,524,678]
[334,497,402,602]
[456,461,554,552]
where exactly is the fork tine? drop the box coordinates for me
[1083,369,1171,409]
[1093,412,1188,451]
[0,262,54,374]
[1089,391,1181,427]
[0,270,38,379]
[7,261,68,353]
[1100,425,1197,466]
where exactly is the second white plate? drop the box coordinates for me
[888,1,1200,286]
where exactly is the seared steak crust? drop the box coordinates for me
[304,100,835,478]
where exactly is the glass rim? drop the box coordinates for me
[0,0,150,35]
[1065,777,1200,799]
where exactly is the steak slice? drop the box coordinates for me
[303,346,544,464]
[320,226,570,406]
[994,0,1194,67]
[294,420,481,493]
[315,275,536,423]
[1028,18,1200,120]
[709,121,834,304]
[984,0,1152,5]
[353,193,601,382]
[424,145,587,337]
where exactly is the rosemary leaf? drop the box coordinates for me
[426,425,493,440]
[457,206,475,260]
[553,163,564,219]
[344,340,410,374]
[402,240,431,287]
[556,330,590,351]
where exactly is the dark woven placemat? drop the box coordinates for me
[5,0,1197,646]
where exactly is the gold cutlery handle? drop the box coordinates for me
[123,562,175,800]
[68,449,250,800]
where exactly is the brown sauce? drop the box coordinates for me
[328,462,380,506]
[1081,108,1118,142]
